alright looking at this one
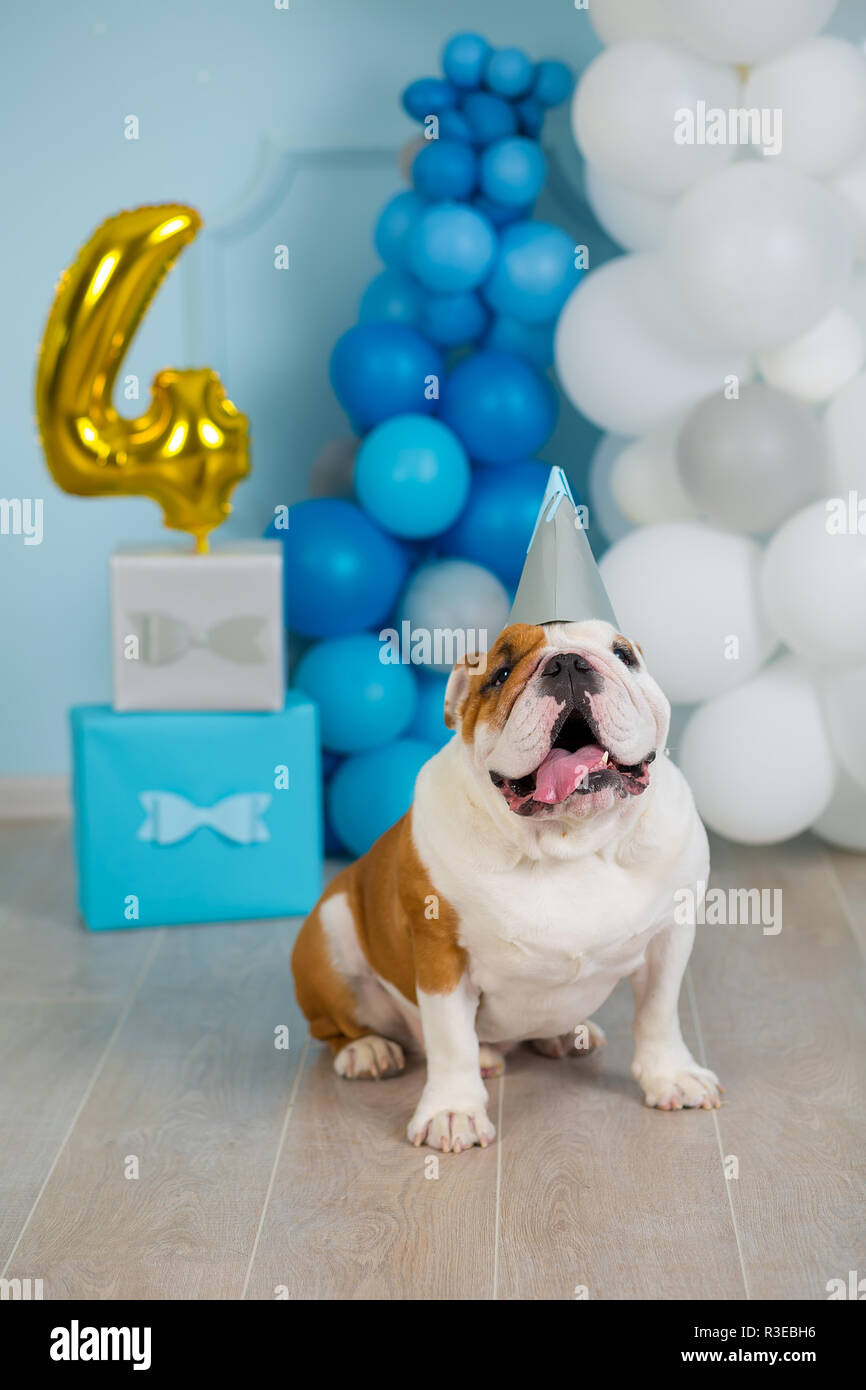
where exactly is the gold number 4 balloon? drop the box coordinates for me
[35,204,250,552]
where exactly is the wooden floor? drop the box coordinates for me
[0,819,863,1301]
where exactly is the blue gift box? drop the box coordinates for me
[70,695,321,930]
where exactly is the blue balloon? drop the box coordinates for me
[374,191,427,270]
[438,108,474,143]
[532,60,573,108]
[484,314,554,368]
[462,91,518,145]
[409,202,497,292]
[515,97,544,138]
[480,137,547,208]
[267,499,408,638]
[402,77,458,121]
[484,48,534,98]
[440,459,549,584]
[323,799,348,857]
[420,289,488,346]
[408,671,453,749]
[321,749,341,779]
[442,32,491,89]
[330,322,442,430]
[329,738,436,857]
[360,269,423,327]
[413,139,478,200]
[355,414,470,539]
[440,350,557,464]
[484,221,582,323]
[472,194,531,229]
[295,634,417,754]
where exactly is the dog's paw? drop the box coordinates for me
[407,1104,496,1153]
[479,1044,506,1078]
[633,1051,722,1110]
[333,1035,405,1080]
[531,1020,607,1059]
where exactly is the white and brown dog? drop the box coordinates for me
[292,618,720,1152]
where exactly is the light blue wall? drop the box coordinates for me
[0,0,607,774]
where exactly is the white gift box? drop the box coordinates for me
[110,542,285,712]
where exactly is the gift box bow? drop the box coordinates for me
[131,613,267,665]
[137,791,272,845]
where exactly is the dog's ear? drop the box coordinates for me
[443,656,476,730]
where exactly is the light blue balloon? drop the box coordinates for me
[484,314,554,368]
[413,139,478,200]
[442,32,491,89]
[462,91,518,145]
[375,191,428,270]
[480,137,547,208]
[329,738,436,857]
[409,202,497,292]
[484,221,582,323]
[360,269,423,327]
[532,60,573,108]
[355,414,470,539]
[294,634,417,754]
[484,47,534,98]
[408,672,453,749]
[420,289,488,346]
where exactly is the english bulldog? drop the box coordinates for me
[292,619,720,1152]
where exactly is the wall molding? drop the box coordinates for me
[0,777,70,819]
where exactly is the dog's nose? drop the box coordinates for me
[541,653,592,678]
[539,651,600,703]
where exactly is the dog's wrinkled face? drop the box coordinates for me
[444,620,670,821]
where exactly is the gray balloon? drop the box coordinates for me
[308,437,358,499]
[676,384,826,534]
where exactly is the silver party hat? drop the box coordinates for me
[509,466,619,627]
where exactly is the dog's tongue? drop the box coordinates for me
[533,744,607,804]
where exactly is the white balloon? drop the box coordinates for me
[666,702,698,761]
[584,164,674,252]
[812,766,866,850]
[660,0,838,64]
[609,419,700,524]
[588,433,634,544]
[825,370,866,492]
[819,664,866,791]
[589,0,673,46]
[758,308,864,403]
[666,162,853,351]
[761,499,866,665]
[599,521,778,704]
[554,253,752,435]
[743,38,866,177]
[573,41,739,197]
[679,655,836,845]
[828,152,866,259]
[397,559,511,675]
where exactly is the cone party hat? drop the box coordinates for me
[509,466,619,627]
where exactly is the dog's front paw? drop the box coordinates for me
[333,1035,405,1080]
[633,1050,722,1110]
[408,1100,496,1152]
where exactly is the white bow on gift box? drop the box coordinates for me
[137,791,272,845]
[130,613,267,665]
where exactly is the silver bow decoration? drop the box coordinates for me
[137,791,272,846]
[130,612,267,665]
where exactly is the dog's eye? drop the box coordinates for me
[487,666,511,689]
[613,642,638,668]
